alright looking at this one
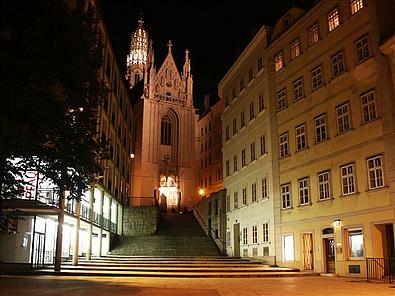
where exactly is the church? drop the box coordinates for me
[126,18,199,212]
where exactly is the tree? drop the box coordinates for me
[0,0,109,231]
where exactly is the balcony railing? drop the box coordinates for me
[366,257,395,283]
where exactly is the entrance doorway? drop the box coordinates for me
[233,223,240,257]
[302,233,314,270]
[323,238,336,273]
[159,176,179,213]
[32,232,45,269]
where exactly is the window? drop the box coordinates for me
[332,51,345,77]
[317,171,331,200]
[308,23,319,46]
[328,7,340,32]
[315,114,328,143]
[263,223,269,242]
[346,228,364,258]
[242,187,247,205]
[367,155,384,189]
[249,102,255,120]
[225,126,229,141]
[233,191,238,209]
[355,35,370,63]
[298,177,310,205]
[277,89,287,111]
[361,90,377,123]
[275,51,285,72]
[281,183,292,209]
[232,88,236,99]
[241,148,246,167]
[240,78,245,91]
[252,182,257,202]
[225,160,230,177]
[240,110,245,128]
[283,234,294,261]
[260,135,266,155]
[243,227,248,245]
[290,39,301,60]
[258,93,265,112]
[262,177,268,199]
[293,77,304,101]
[351,0,364,15]
[248,68,253,82]
[257,57,263,72]
[279,132,289,158]
[252,225,258,243]
[232,118,237,135]
[336,102,351,134]
[296,124,307,151]
[233,154,238,172]
[250,142,256,161]
[311,65,324,90]
[341,163,356,195]
[160,115,172,145]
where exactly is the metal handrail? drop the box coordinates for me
[366,257,395,283]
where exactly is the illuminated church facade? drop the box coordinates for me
[126,19,199,211]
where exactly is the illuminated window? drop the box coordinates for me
[346,228,364,258]
[262,177,268,199]
[243,227,248,245]
[328,7,340,32]
[298,177,310,205]
[240,110,245,128]
[225,126,230,141]
[332,51,345,77]
[233,154,238,172]
[252,225,258,243]
[233,191,238,209]
[275,51,285,72]
[279,132,289,158]
[296,124,307,151]
[290,39,301,59]
[263,223,269,242]
[250,142,256,161]
[351,0,364,14]
[336,102,351,134]
[258,93,265,112]
[293,77,304,101]
[355,35,370,63]
[317,171,331,200]
[225,160,230,177]
[367,155,384,189]
[315,114,328,143]
[241,148,246,167]
[341,163,356,195]
[249,102,255,120]
[242,187,247,205]
[260,135,266,155]
[281,183,292,209]
[232,118,237,135]
[160,115,171,145]
[277,88,287,111]
[311,65,324,90]
[283,234,294,261]
[252,182,257,202]
[308,23,319,46]
[361,90,377,123]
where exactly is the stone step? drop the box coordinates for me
[63,262,270,268]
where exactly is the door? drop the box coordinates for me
[324,238,335,273]
[233,223,240,257]
[303,233,314,270]
[32,232,45,269]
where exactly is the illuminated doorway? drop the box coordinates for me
[159,176,179,212]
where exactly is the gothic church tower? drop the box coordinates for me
[127,18,198,211]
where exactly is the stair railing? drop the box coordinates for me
[366,257,395,283]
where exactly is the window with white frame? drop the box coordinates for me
[225,160,230,177]
[258,93,265,112]
[293,77,304,101]
[260,135,266,155]
[275,51,285,72]
[279,132,289,158]
[361,90,377,123]
[226,194,230,212]
[243,227,248,245]
[232,118,237,135]
[257,57,263,72]
[346,228,364,258]
[311,65,324,90]
[351,0,364,15]
[296,124,307,151]
[252,225,258,244]
[263,223,269,242]
[242,187,247,205]
[240,110,245,128]
[250,142,256,161]
[336,102,351,134]
[277,88,287,111]
[332,51,345,77]
[249,102,255,120]
[317,171,331,200]
[290,38,301,60]
[262,177,268,199]
[341,163,356,195]
[328,7,340,32]
[281,183,292,209]
[252,182,257,202]
[283,234,294,261]
[298,177,310,205]
[367,155,384,189]
[355,35,370,63]
[233,154,238,172]
[315,114,328,143]
[308,23,319,46]
[241,148,246,167]
[233,191,238,209]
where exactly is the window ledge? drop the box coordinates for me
[317,197,334,203]
[298,203,312,208]
[366,186,389,193]
[335,128,354,137]
[280,154,291,160]
[295,146,309,153]
[281,207,293,211]
[340,192,361,198]
[360,117,381,126]
[314,137,330,146]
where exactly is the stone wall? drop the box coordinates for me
[122,206,160,236]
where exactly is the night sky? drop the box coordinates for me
[99,0,314,112]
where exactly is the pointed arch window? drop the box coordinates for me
[161,115,172,145]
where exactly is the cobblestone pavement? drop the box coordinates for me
[1,275,394,296]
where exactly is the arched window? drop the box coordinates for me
[161,115,171,145]
[134,73,140,85]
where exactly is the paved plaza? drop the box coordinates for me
[1,275,394,296]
